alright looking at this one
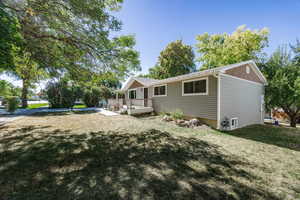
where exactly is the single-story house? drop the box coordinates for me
[114,60,267,130]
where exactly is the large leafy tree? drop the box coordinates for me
[3,0,140,76]
[148,40,195,79]
[0,2,22,72]
[261,45,300,127]
[14,52,46,107]
[2,0,140,106]
[196,25,269,70]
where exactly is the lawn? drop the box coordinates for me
[26,103,49,109]
[0,112,299,200]
[26,103,86,109]
[73,104,87,109]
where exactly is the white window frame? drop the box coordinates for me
[230,117,239,130]
[182,77,208,96]
[128,89,137,99]
[153,84,167,97]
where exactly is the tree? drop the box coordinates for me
[0,80,21,97]
[261,45,300,127]
[196,25,269,70]
[291,39,300,65]
[45,80,80,109]
[14,52,46,107]
[0,2,22,72]
[2,0,140,79]
[0,80,13,97]
[148,40,195,79]
[2,0,140,107]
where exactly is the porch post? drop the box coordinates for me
[116,92,119,109]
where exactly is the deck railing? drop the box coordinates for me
[127,99,152,108]
[107,98,152,110]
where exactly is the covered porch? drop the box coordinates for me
[108,97,153,115]
[108,77,157,115]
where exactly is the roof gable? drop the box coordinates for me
[223,64,264,84]
[128,80,144,89]
[121,77,159,91]
[219,60,267,84]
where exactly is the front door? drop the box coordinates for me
[144,88,148,107]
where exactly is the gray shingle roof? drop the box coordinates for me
[121,60,267,91]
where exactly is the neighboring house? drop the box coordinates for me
[116,60,267,130]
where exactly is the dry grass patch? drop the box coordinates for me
[0,112,299,200]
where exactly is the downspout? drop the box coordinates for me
[212,70,221,130]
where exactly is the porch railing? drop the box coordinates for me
[107,98,153,110]
[127,99,152,108]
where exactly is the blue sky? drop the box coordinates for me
[2,0,299,87]
[116,0,300,74]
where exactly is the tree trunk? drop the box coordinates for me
[21,79,28,108]
[290,116,297,127]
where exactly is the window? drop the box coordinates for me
[182,78,208,96]
[128,89,136,99]
[153,85,167,96]
[231,118,238,130]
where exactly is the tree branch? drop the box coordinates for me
[1,3,24,13]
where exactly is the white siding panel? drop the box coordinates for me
[220,74,264,129]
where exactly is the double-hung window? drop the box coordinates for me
[153,85,167,97]
[182,77,208,96]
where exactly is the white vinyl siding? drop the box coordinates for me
[219,74,264,129]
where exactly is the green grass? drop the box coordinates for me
[73,104,87,109]
[225,124,300,151]
[24,103,86,109]
[27,103,49,109]
[0,114,299,200]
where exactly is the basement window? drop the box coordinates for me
[231,118,239,130]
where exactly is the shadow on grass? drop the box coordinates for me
[0,126,281,200]
[224,124,300,152]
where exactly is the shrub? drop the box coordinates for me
[159,111,170,116]
[100,86,113,100]
[1,98,8,106]
[46,81,79,108]
[170,109,184,120]
[5,96,20,113]
[83,87,101,107]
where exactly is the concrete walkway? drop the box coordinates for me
[0,107,119,125]
[98,109,119,116]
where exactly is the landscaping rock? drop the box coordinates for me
[176,119,187,127]
[176,119,185,124]
[189,118,201,127]
[120,108,127,114]
[162,115,172,121]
